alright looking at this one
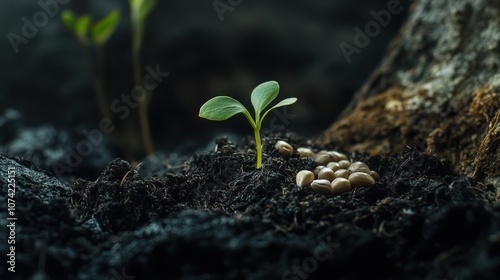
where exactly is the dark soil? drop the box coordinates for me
[1,133,500,280]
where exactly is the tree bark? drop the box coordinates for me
[318,0,500,198]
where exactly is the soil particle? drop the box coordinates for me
[1,133,499,279]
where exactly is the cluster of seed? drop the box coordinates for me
[295,149,379,196]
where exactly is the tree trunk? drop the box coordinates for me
[318,0,500,198]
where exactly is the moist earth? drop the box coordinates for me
[1,133,499,280]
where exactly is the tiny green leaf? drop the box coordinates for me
[199,96,249,121]
[130,0,157,54]
[75,14,92,43]
[261,98,298,123]
[92,10,121,45]
[61,10,76,32]
[268,97,298,110]
[251,81,279,120]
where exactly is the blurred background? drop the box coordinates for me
[0,0,409,178]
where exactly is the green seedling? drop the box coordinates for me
[199,81,297,169]
[61,9,121,48]
[61,9,121,120]
[130,0,157,155]
[62,2,157,158]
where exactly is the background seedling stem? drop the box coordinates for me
[130,0,157,155]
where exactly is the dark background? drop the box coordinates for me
[0,0,409,177]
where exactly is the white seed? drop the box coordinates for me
[318,168,335,182]
[369,170,380,181]
[313,165,325,177]
[334,169,349,179]
[297,147,314,158]
[348,172,375,188]
[296,170,315,188]
[314,151,333,165]
[310,179,332,195]
[331,178,351,195]
[326,162,341,172]
[338,160,351,169]
[348,161,370,174]
[327,151,343,162]
[275,140,293,158]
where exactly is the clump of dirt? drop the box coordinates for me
[2,133,500,279]
[69,136,317,233]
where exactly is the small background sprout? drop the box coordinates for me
[61,9,121,120]
[199,81,297,169]
[61,1,157,158]
[130,0,158,156]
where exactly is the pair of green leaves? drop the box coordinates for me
[200,81,297,169]
[199,81,297,129]
[61,10,121,45]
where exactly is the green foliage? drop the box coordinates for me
[61,10,121,45]
[199,81,297,169]
[60,3,157,158]
[61,10,91,43]
[60,10,76,33]
[92,10,121,46]
[75,15,92,43]
[129,0,157,54]
[60,9,122,137]
[198,96,250,122]
[130,0,157,23]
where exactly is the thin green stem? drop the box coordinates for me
[81,43,111,120]
[96,45,106,88]
[254,126,262,169]
[132,25,154,155]
[94,45,112,120]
